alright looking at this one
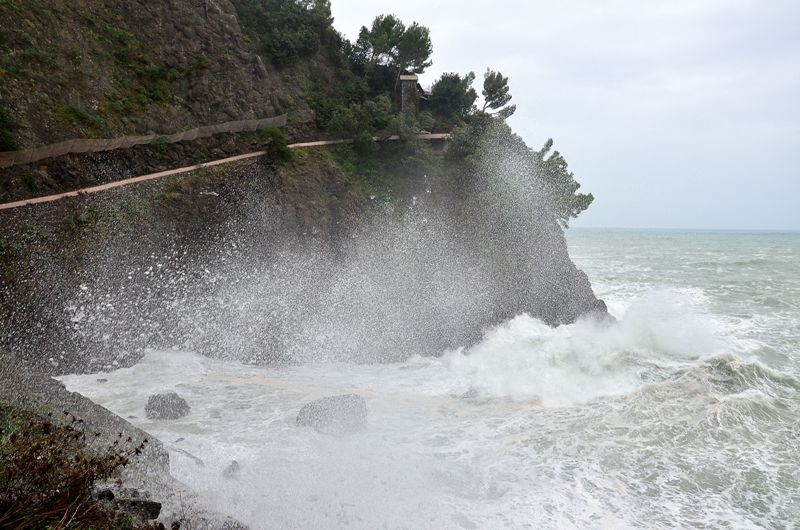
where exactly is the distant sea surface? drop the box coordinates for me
[61,228,800,529]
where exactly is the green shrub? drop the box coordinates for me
[63,208,103,232]
[327,95,392,146]
[259,127,293,163]
[60,102,105,130]
[0,129,18,151]
[22,45,56,66]
[232,0,338,69]
[0,107,19,151]
[149,135,170,153]
[21,173,37,192]
[305,69,369,130]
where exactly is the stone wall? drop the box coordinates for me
[400,75,419,116]
[0,115,287,169]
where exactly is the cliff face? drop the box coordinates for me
[0,151,365,372]
[0,0,311,149]
[0,2,606,373]
[0,146,605,372]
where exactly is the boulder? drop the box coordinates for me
[296,394,367,435]
[222,460,240,479]
[145,392,190,420]
[94,488,161,522]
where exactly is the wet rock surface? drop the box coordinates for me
[146,392,191,420]
[297,394,368,435]
[0,351,251,528]
[0,351,170,477]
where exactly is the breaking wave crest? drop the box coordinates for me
[444,290,739,406]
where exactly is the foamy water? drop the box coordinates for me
[61,229,800,529]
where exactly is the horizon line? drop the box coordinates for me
[567,226,800,233]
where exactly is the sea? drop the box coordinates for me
[61,228,800,529]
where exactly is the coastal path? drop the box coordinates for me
[0,134,450,211]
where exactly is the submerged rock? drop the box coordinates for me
[222,460,240,478]
[145,392,190,420]
[296,394,368,435]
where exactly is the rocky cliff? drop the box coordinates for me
[0,0,313,150]
[0,1,606,374]
[0,143,606,372]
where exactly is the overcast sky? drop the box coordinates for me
[330,0,800,230]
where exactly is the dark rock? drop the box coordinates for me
[115,498,162,520]
[145,392,190,420]
[117,487,141,499]
[96,488,115,501]
[222,460,240,478]
[297,394,367,435]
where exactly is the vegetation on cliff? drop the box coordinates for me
[0,0,307,148]
[0,107,19,152]
[0,0,593,224]
[240,3,594,224]
[232,0,341,69]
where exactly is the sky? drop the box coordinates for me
[330,0,800,230]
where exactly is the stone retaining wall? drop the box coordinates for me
[0,114,287,169]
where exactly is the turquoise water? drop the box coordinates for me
[62,229,800,528]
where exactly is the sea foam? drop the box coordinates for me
[444,290,726,406]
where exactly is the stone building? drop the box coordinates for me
[400,73,429,116]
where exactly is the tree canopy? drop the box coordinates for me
[428,72,477,121]
[427,68,516,125]
[235,4,594,225]
[448,118,593,226]
[353,14,433,74]
[534,139,594,225]
[233,0,337,69]
[482,68,516,118]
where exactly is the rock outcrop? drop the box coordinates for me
[0,350,247,528]
[0,351,169,480]
[0,145,607,370]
